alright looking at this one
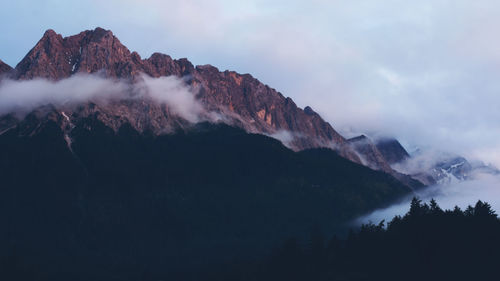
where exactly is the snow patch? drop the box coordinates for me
[450,161,465,169]
[61,111,70,122]
[63,134,74,152]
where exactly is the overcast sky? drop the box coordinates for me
[1,0,499,166]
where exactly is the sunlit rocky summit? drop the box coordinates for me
[3,28,353,155]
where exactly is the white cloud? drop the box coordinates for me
[137,75,204,123]
[0,74,205,123]
[0,74,127,114]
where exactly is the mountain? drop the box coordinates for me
[347,135,423,189]
[0,27,426,280]
[431,156,472,183]
[6,27,358,160]
[347,134,499,186]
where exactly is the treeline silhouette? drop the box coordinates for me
[204,198,500,281]
[2,197,499,280]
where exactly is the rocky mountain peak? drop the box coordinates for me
[41,29,63,43]
[76,28,134,77]
[86,27,114,42]
[14,27,135,79]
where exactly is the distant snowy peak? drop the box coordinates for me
[393,150,499,186]
[347,133,499,187]
[429,157,472,185]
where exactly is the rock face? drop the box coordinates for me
[9,27,357,160]
[0,59,12,75]
[14,28,137,80]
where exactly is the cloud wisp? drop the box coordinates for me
[0,74,206,123]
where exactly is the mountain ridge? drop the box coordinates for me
[2,27,362,160]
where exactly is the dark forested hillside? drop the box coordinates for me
[0,117,410,281]
[211,198,500,281]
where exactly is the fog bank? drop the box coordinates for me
[356,172,500,226]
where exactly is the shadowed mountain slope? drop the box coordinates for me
[0,116,411,280]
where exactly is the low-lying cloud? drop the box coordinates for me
[0,74,205,123]
[0,74,128,114]
[356,172,500,226]
[392,149,464,176]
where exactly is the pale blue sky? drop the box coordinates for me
[1,0,500,166]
